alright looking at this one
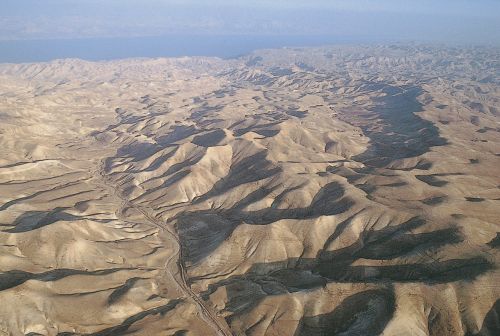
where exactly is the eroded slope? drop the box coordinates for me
[0,45,499,335]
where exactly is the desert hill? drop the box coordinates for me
[0,44,498,335]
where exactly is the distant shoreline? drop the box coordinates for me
[0,34,399,63]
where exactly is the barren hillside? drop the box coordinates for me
[0,45,498,335]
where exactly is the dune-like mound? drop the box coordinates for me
[0,45,499,335]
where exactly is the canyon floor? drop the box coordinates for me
[0,45,499,336]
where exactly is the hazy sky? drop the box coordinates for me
[1,0,499,44]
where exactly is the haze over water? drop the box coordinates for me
[1,35,376,63]
[1,0,499,63]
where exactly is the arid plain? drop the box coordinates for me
[0,45,499,335]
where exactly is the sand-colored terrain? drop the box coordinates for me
[0,45,498,335]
